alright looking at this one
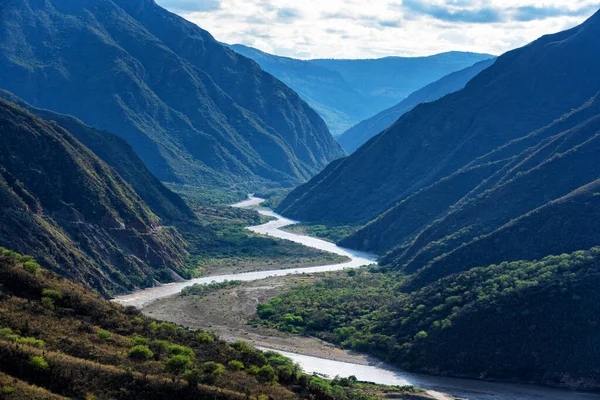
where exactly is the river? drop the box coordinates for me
[114,197,600,400]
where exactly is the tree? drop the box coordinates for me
[166,355,191,375]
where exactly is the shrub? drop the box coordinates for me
[128,345,154,361]
[41,297,55,311]
[168,344,195,359]
[202,361,224,376]
[30,356,49,370]
[166,355,191,375]
[17,337,45,348]
[97,330,112,341]
[23,261,40,274]
[0,328,13,338]
[227,360,244,371]
[1,386,15,394]
[41,289,63,301]
[195,331,214,343]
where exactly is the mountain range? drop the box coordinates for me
[0,0,344,197]
[337,58,496,153]
[229,44,493,136]
[278,10,600,238]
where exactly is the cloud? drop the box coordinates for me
[513,5,599,22]
[399,1,599,24]
[156,0,221,12]
[168,1,599,59]
[401,0,503,23]
[276,7,302,22]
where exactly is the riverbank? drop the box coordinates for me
[143,273,375,365]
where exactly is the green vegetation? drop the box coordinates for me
[0,248,426,399]
[179,203,349,276]
[0,99,189,296]
[283,223,361,243]
[1,0,344,198]
[259,248,600,388]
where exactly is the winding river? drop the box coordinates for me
[114,197,600,400]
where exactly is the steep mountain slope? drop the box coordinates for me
[0,90,195,223]
[0,0,344,194]
[230,44,493,136]
[342,92,600,255]
[0,99,188,295]
[228,44,367,137]
[338,58,496,153]
[277,10,600,225]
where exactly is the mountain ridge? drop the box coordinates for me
[0,0,345,196]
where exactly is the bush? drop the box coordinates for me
[128,345,154,361]
[227,360,244,371]
[1,386,15,394]
[30,356,49,370]
[0,328,13,338]
[97,330,112,341]
[41,289,63,301]
[41,297,55,311]
[23,261,40,274]
[202,361,224,376]
[166,355,191,375]
[414,331,428,340]
[168,344,195,359]
[17,337,45,348]
[195,331,214,343]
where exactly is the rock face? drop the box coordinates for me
[0,0,345,192]
[0,99,188,296]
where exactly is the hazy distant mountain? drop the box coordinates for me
[338,58,496,153]
[229,44,493,136]
[0,0,345,196]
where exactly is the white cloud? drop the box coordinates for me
[156,0,599,59]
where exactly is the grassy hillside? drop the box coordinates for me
[0,248,429,399]
[258,248,600,389]
[0,0,344,196]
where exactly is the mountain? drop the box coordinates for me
[0,99,189,296]
[228,44,367,137]
[0,90,195,224]
[277,10,600,228]
[229,44,494,136]
[337,58,496,153]
[0,0,345,196]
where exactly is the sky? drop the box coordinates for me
[155,0,600,59]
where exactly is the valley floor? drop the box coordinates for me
[143,273,372,365]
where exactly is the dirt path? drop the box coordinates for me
[143,273,374,365]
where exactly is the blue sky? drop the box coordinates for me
[156,0,599,59]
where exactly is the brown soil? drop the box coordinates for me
[143,274,372,365]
